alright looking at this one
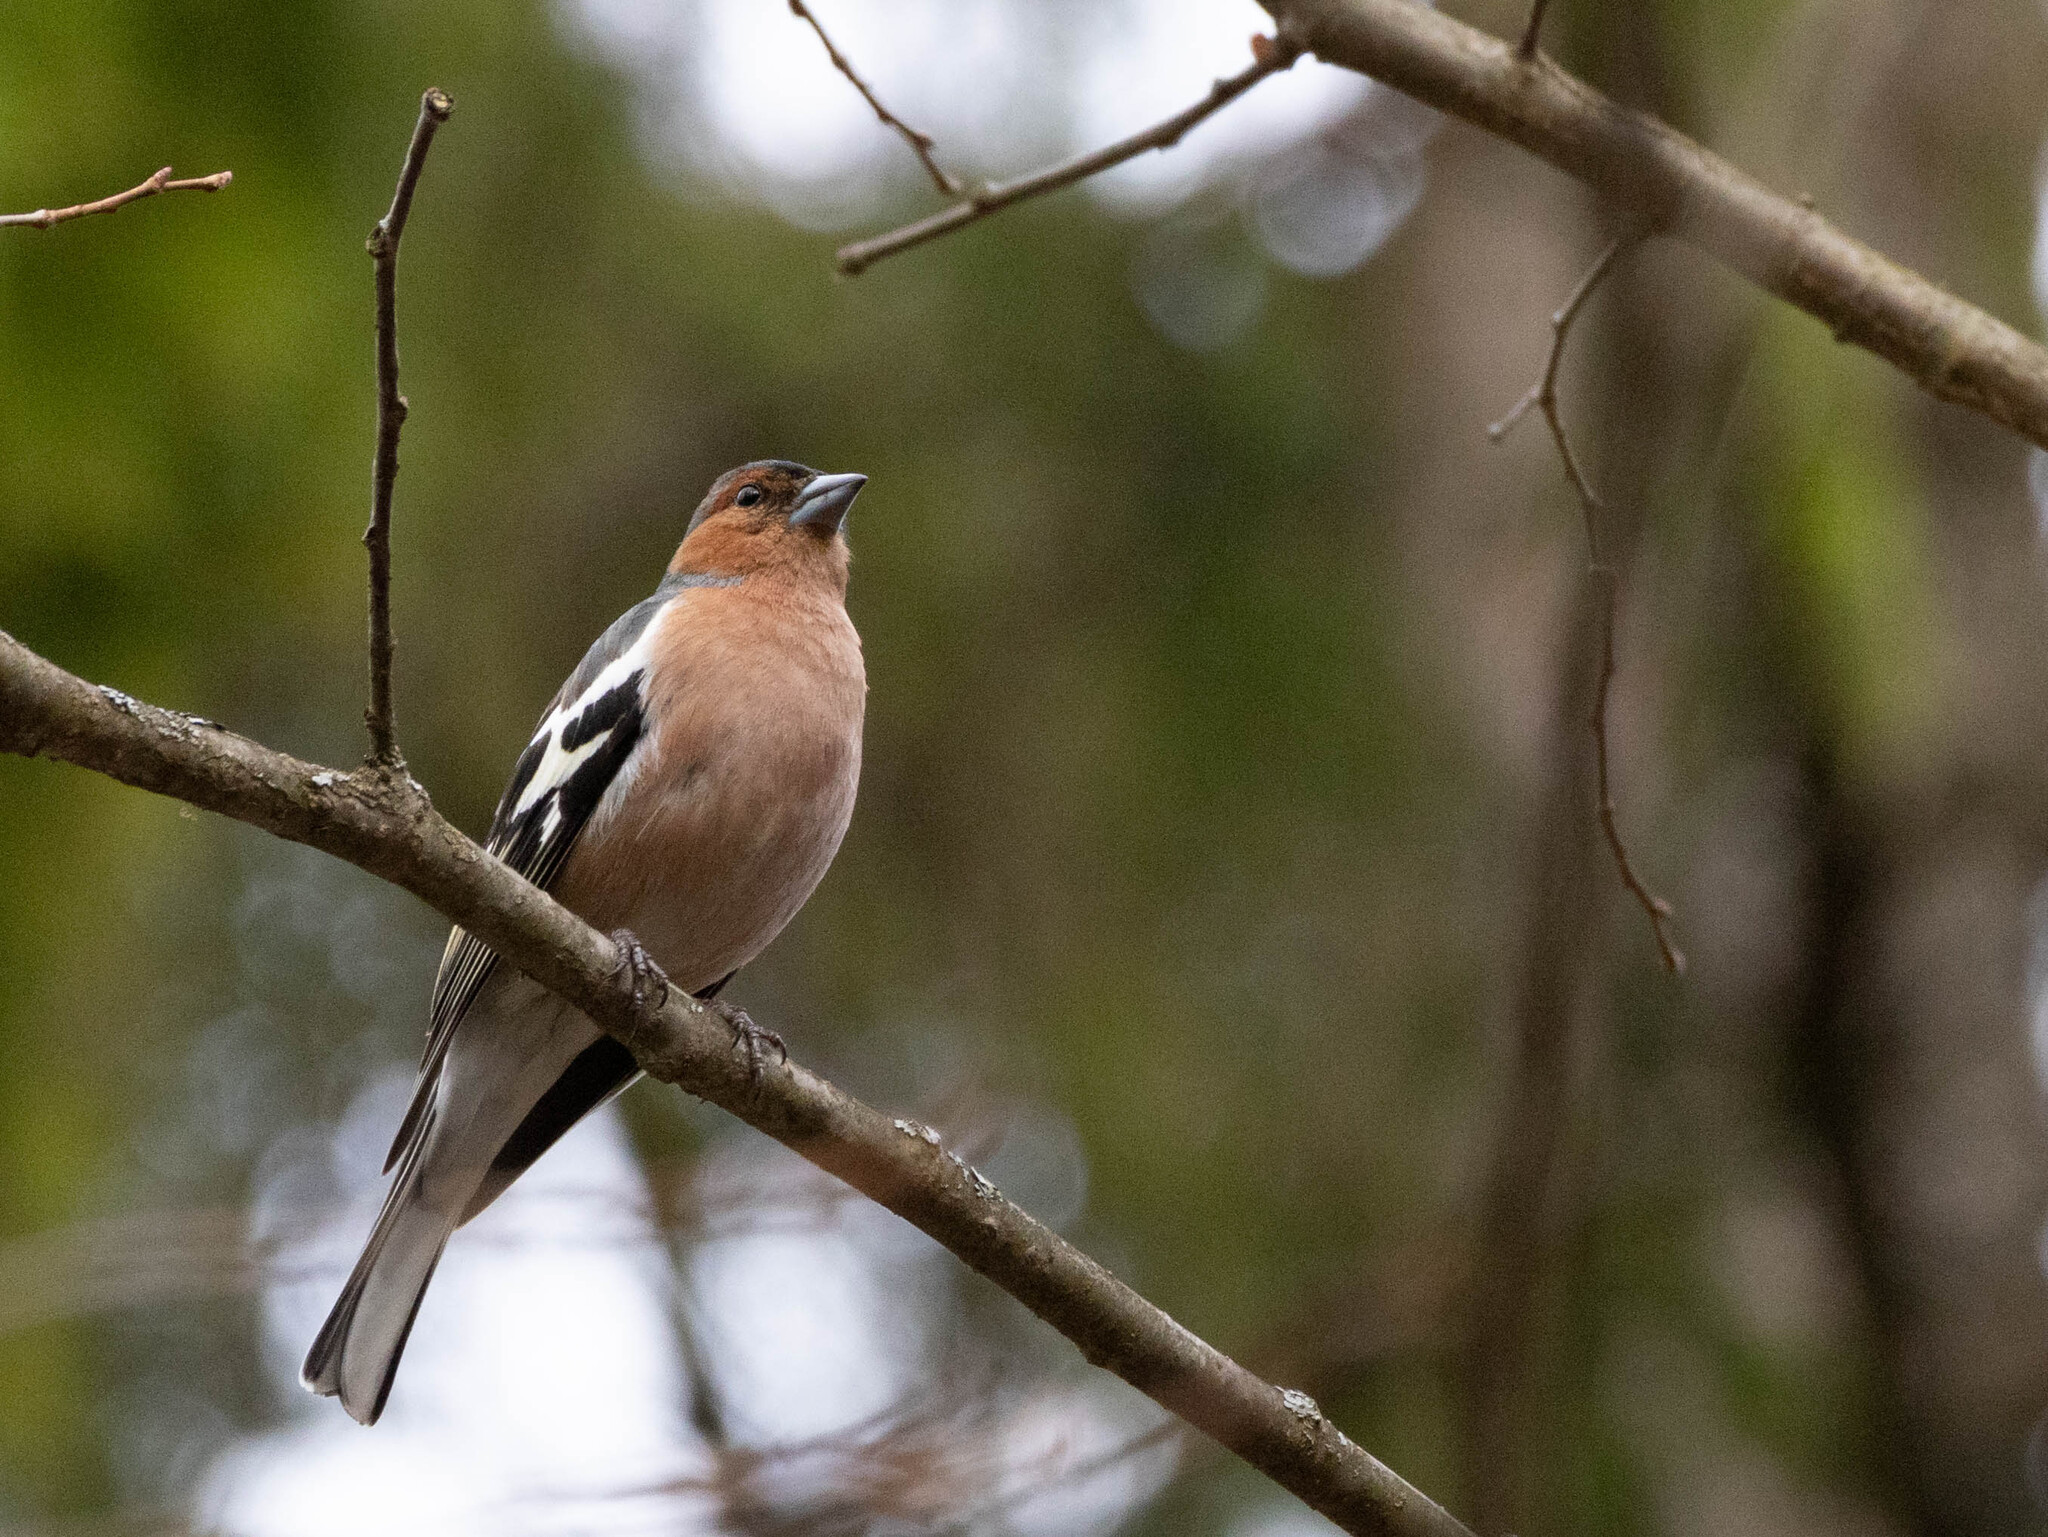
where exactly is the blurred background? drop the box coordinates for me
[5,0,2048,1532]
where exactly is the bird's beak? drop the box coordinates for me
[790,472,867,535]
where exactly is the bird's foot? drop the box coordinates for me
[609,928,672,1016]
[709,1000,786,1088]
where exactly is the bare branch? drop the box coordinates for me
[1514,0,1551,60]
[836,35,1302,277]
[363,88,454,768]
[0,166,231,230]
[0,630,1472,1537]
[1259,0,2048,452]
[1589,570,1681,970]
[1487,236,1627,526]
[789,0,959,198]
[1492,237,1684,974]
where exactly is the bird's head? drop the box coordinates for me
[671,460,866,590]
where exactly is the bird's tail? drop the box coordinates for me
[301,1112,459,1426]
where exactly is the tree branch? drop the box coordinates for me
[0,629,1471,1537]
[1491,237,1683,974]
[1255,0,2048,450]
[0,166,232,230]
[835,36,1302,277]
[826,0,2048,460]
[1513,0,1551,61]
[788,0,959,198]
[363,88,453,767]
[1488,239,1627,515]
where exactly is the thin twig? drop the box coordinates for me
[1515,0,1552,59]
[1491,237,1684,973]
[0,167,231,230]
[363,88,453,768]
[789,0,959,197]
[1589,568,1680,972]
[836,34,1302,276]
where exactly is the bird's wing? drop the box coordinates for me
[380,579,686,1173]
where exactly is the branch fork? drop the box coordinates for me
[1513,0,1552,59]
[1490,236,1684,974]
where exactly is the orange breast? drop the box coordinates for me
[550,577,865,993]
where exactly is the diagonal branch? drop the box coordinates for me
[363,88,453,768]
[0,166,232,230]
[0,630,1472,1537]
[836,35,1302,277]
[1256,0,2048,451]
[788,0,959,198]
[1492,237,1684,974]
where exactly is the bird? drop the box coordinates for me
[303,460,868,1424]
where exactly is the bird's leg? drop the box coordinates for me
[706,999,786,1087]
[608,928,672,1015]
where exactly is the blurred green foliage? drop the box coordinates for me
[4,0,2047,1533]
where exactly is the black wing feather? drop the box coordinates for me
[379,589,673,1173]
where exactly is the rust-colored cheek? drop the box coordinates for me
[669,514,851,595]
[669,516,760,576]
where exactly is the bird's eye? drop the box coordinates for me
[735,485,764,508]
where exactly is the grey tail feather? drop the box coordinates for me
[382,1064,435,1175]
[386,970,736,1181]
[457,1035,640,1227]
[383,1032,456,1175]
[302,1108,456,1425]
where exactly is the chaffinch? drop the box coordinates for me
[304,461,868,1424]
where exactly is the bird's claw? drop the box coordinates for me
[710,1000,786,1087]
[609,928,671,1015]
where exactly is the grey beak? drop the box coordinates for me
[790,471,866,534]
